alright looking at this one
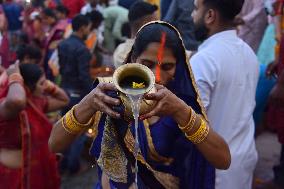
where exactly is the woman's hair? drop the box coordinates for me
[42,8,57,19]
[20,64,43,92]
[56,5,69,17]
[131,23,183,62]
[87,10,103,29]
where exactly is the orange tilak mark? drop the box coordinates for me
[156,32,166,83]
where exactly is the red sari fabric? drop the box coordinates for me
[0,5,9,68]
[0,74,60,189]
[62,0,85,18]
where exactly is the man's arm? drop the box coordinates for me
[112,16,127,42]
[239,0,266,23]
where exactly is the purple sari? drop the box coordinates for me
[90,22,215,189]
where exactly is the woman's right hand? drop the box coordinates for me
[6,61,20,76]
[86,82,121,118]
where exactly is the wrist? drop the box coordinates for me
[8,73,24,87]
[76,96,97,119]
[62,106,95,135]
[172,100,189,124]
[45,80,57,94]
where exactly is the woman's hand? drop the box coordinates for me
[6,61,20,76]
[43,80,55,93]
[141,84,187,120]
[78,82,121,120]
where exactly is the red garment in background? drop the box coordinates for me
[0,5,9,68]
[0,74,60,189]
[267,36,284,144]
[62,0,85,18]
[0,32,10,68]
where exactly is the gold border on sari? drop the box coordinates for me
[143,120,174,165]
[124,129,179,189]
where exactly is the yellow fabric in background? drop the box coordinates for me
[145,0,161,19]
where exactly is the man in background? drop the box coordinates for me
[237,0,268,53]
[190,0,259,189]
[103,2,128,52]
[113,1,158,68]
[58,15,93,174]
[164,0,199,51]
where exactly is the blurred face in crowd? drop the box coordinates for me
[33,75,46,96]
[41,13,56,26]
[191,0,211,41]
[55,11,66,20]
[82,23,92,40]
[90,0,98,7]
[132,42,177,86]
[21,56,38,65]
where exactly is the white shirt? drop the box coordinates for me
[190,30,259,189]
[113,39,134,68]
[81,4,105,15]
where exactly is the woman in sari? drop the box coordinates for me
[49,21,230,189]
[0,63,69,189]
[41,8,69,80]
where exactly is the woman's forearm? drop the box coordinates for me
[49,95,97,152]
[48,83,120,153]
[0,83,26,119]
[173,102,231,170]
[52,85,69,103]
[48,120,80,153]
[195,130,231,170]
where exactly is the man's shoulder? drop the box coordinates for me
[191,47,216,64]
[60,36,84,47]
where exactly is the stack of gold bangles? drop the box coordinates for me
[178,108,210,144]
[62,106,94,135]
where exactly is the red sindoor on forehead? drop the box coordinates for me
[156,32,167,83]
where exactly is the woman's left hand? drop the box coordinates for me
[141,84,187,120]
[43,80,56,93]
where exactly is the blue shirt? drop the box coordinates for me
[3,3,23,31]
[58,35,93,96]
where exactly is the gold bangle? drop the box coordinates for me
[186,118,209,144]
[70,106,94,127]
[193,119,209,144]
[61,116,76,134]
[61,106,94,135]
[178,108,197,134]
[186,118,205,140]
[65,111,85,134]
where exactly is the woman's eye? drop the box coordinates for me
[141,60,155,69]
[161,63,175,71]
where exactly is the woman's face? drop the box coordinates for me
[133,42,177,86]
[33,75,46,96]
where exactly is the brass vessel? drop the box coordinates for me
[97,63,157,119]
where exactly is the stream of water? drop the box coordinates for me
[127,94,143,189]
